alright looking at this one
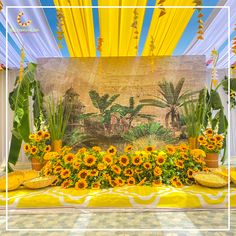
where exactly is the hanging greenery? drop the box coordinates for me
[211,49,219,88]
[56,8,65,49]
[97,37,103,52]
[131,8,139,54]
[158,0,166,17]
[193,0,204,40]
[222,76,236,110]
[8,63,44,171]
[0,1,3,11]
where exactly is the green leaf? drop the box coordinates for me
[210,90,223,110]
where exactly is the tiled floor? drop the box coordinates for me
[0,209,235,236]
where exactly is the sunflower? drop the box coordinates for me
[51,176,60,186]
[73,161,81,170]
[75,179,88,190]
[138,177,147,186]
[77,147,87,154]
[152,179,162,187]
[44,145,51,152]
[124,145,133,153]
[205,128,213,137]
[174,180,184,188]
[60,169,71,179]
[203,167,209,172]
[124,168,134,177]
[119,155,129,166]
[156,154,166,165]
[54,166,63,174]
[36,130,43,137]
[34,135,42,142]
[97,162,106,170]
[190,149,206,158]
[175,160,184,169]
[215,134,223,143]
[178,143,189,152]
[64,153,75,163]
[209,137,216,144]
[109,179,118,187]
[111,165,121,175]
[43,168,51,176]
[102,154,113,166]
[107,146,117,156]
[135,169,143,175]
[90,169,99,177]
[29,134,35,140]
[103,173,111,181]
[132,156,143,166]
[115,177,125,186]
[92,182,101,190]
[198,135,206,143]
[207,144,215,151]
[30,146,38,155]
[43,132,50,140]
[165,145,175,155]
[92,146,102,152]
[154,166,162,176]
[78,169,88,179]
[187,169,195,178]
[145,146,155,152]
[216,143,223,149]
[180,152,189,160]
[61,179,72,189]
[44,152,59,160]
[200,140,208,146]
[143,162,152,170]
[84,155,97,167]
[23,143,30,153]
[170,176,179,185]
[127,177,136,186]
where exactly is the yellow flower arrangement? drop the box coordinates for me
[198,128,224,153]
[40,143,207,190]
[145,145,155,152]
[24,130,51,163]
[124,145,133,152]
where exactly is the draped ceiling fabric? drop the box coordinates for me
[184,0,236,67]
[1,0,61,62]
[142,0,195,56]
[0,31,20,67]
[98,0,147,57]
[53,0,96,57]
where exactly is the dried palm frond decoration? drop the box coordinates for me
[211,49,219,87]
[0,1,3,11]
[193,0,204,40]
[18,47,25,83]
[158,0,166,17]
[56,8,65,49]
[97,37,103,52]
[149,36,156,72]
[131,8,139,54]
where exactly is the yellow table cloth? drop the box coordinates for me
[0,185,235,209]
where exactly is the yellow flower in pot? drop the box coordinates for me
[24,130,51,171]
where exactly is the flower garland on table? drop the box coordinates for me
[40,143,207,190]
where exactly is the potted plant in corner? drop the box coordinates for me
[23,130,51,170]
[198,128,224,168]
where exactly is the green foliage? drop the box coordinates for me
[45,96,71,142]
[8,63,37,169]
[222,76,236,109]
[122,122,175,144]
[182,88,207,138]
[140,78,196,129]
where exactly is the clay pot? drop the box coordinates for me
[188,137,198,149]
[205,153,219,168]
[31,157,44,171]
[52,139,62,152]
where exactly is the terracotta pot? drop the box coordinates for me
[31,157,44,171]
[188,137,198,149]
[52,139,62,152]
[205,153,219,168]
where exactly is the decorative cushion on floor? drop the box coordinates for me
[23,176,56,189]
[0,171,24,191]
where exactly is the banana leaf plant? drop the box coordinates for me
[8,63,44,171]
[140,78,196,130]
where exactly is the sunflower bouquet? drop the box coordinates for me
[40,142,207,190]
[24,130,51,163]
[198,128,224,153]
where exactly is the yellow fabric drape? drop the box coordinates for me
[54,0,96,57]
[142,0,195,56]
[98,0,147,57]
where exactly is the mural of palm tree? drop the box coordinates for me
[140,78,194,130]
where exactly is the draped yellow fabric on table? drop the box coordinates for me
[142,0,195,56]
[98,0,147,57]
[54,0,96,57]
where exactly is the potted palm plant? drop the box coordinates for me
[45,96,71,152]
